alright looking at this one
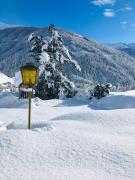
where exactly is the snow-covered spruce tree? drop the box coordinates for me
[47,24,81,99]
[28,33,45,66]
[90,83,112,99]
[28,33,47,97]
[28,33,54,99]
[28,25,81,100]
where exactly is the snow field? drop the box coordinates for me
[0,91,135,179]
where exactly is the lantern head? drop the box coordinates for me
[20,63,39,87]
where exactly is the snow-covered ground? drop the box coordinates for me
[0,91,135,180]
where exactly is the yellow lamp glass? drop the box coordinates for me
[20,63,39,87]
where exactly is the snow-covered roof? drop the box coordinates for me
[0,72,14,84]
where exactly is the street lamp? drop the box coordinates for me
[20,63,39,129]
[20,63,39,87]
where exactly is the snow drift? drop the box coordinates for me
[0,91,135,180]
[90,91,135,110]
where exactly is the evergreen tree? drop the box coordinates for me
[90,83,112,99]
[28,33,51,99]
[47,24,81,98]
[28,24,81,100]
[28,33,45,66]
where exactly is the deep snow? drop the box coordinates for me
[0,91,135,180]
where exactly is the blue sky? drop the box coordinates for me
[0,0,135,43]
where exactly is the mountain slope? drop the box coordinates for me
[109,42,135,59]
[0,22,19,30]
[1,27,135,86]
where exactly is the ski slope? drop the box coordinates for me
[0,91,135,180]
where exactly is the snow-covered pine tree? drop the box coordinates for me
[28,33,55,99]
[90,83,112,99]
[47,24,81,99]
[28,24,81,100]
[28,33,45,66]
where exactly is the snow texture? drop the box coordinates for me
[0,91,135,179]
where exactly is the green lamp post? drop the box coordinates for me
[20,63,39,129]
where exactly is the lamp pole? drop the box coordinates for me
[28,91,32,129]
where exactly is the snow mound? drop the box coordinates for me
[90,91,135,110]
[0,72,14,84]
[0,92,42,109]
[0,92,28,108]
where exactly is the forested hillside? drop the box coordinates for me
[1,27,135,87]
